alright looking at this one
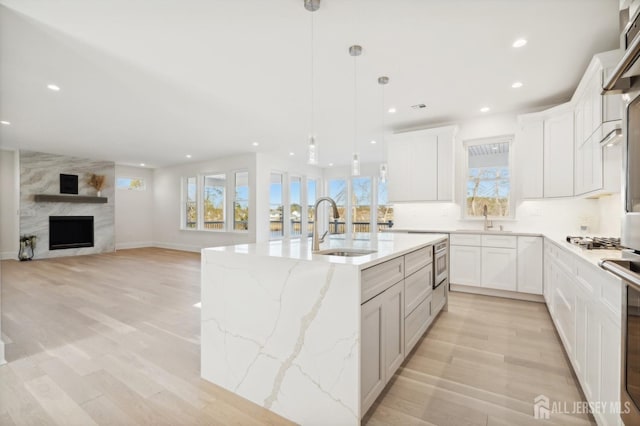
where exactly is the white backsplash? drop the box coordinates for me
[393,196,621,238]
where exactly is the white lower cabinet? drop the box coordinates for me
[481,247,517,291]
[450,234,540,296]
[544,239,622,426]
[361,243,448,415]
[450,245,481,286]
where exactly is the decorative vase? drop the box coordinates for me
[18,236,35,261]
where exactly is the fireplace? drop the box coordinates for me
[49,216,94,250]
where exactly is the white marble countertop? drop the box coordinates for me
[203,232,448,269]
[390,228,543,237]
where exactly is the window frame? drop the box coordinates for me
[462,135,515,220]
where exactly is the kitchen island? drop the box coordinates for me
[201,232,448,425]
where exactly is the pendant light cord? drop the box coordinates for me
[353,52,357,155]
[310,11,315,137]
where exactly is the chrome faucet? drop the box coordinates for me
[483,205,494,231]
[312,197,340,252]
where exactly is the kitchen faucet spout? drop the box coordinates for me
[313,197,339,252]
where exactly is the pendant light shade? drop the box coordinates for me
[350,45,362,176]
[307,135,318,165]
[378,76,389,183]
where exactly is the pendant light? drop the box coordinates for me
[305,0,320,165]
[378,76,389,183]
[349,44,362,176]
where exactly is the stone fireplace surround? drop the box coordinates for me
[19,150,115,259]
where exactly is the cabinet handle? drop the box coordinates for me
[398,264,402,273]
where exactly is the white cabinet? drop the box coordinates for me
[543,239,622,426]
[360,280,405,414]
[387,126,456,202]
[543,108,574,198]
[450,245,481,286]
[517,119,544,199]
[517,106,574,199]
[481,247,517,291]
[517,236,543,295]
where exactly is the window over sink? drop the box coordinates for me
[464,136,513,218]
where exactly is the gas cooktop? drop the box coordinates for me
[566,236,624,250]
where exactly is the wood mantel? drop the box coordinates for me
[34,194,108,203]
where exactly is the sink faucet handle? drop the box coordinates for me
[319,230,329,243]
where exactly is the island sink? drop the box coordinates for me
[315,248,377,257]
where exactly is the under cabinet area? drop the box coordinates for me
[450,233,543,297]
[360,240,448,415]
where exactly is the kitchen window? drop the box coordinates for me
[270,173,284,238]
[203,174,225,231]
[377,180,394,230]
[464,137,513,218]
[290,176,302,236]
[329,178,347,234]
[234,171,249,231]
[184,176,197,229]
[116,177,145,190]
[352,177,371,233]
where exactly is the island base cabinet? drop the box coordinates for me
[361,280,405,414]
[405,296,432,355]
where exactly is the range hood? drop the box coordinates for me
[603,7,640,94]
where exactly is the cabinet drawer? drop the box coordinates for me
[450,233,481,246]
[405,266,432,316]
[405,246,432,277]
[405,296,431,355]
[362,257,404,303]
[481,235,517,248]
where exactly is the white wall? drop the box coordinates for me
[115,165,154,249]
[152,153,258,252]
[0,149,19,259]
[393,113,620,237]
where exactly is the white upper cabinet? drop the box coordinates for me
[517,119,544,199]
[387,126,456,202]
[517,105,574,199]
[572,50,624,196]
[543,107,575,198]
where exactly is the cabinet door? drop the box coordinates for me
[409,136,438,201]
[544,110,574,197]
[574,292,587,378]
[585,303,600,401]
[437,133,454,201]
[575,140,586,196]
[588,133,603,193]
[383,281,405,382]
[361,293,385,413]
[481,247,517,291]
[600,314,621,426]
[517,237,543,294]
[387,140,411,202]
[450,245,481,286]
[518,120,544,198]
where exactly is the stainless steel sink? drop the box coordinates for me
[315,248,376,257]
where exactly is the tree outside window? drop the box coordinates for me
[465,140,511,217]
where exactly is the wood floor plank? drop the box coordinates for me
[2,248,593,425]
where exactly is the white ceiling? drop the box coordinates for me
[0,0,621,168]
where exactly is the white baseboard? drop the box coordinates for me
[450,284,545,303]
[0,251,17,260]
[115,241,154,250]
[152,241,201,253]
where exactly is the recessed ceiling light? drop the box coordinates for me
[480,106,490,113]
[512,38,527,48]
[328,162,334,167]
[185,154,192,158]
[511,81,523,88]
[370,140,377,144]
[289,152,295,156]
[492,146,498,150]
[140,163,145,167]
[388,107,396,114]
[0,120,10,125]
[252,142,259,146]
[47,84,61,91]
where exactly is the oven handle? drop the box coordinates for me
[599,259,640,291]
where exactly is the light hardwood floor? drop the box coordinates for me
[0,248,594,425]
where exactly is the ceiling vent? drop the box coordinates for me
[411,104,427,109]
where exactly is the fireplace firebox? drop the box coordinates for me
[49,216,94,250]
